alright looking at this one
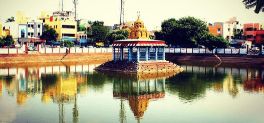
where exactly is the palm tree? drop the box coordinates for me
[243,0,264,13]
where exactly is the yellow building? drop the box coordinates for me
[0,22,9,37]
[0,22,2,37]
[40,11,77,41]
[16,11,29,24]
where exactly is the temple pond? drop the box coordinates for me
[0,64,264,123]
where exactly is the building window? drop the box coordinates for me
[139,48,146,61]
[217,28,221,33]
[247,35,253,39]
[62,33,75,37]
[31,25,34,28]
[62,25,75,29]
[21,29,25,38]
[38,32,40,36]
[28,24,31,28]
[246,28,253,31]
[38,24,40,28]
[28,32,30,36]
[149,48,156,60]
[157,48,164,60]
[228,28,230,31]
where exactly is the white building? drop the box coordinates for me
[18,21,43,39]
[223,17,243,41]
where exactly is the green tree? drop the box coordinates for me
[3,35,14,46]
[156,17,208,47]
[6,16,15,23]
[0,37,5,47]
[156,17,229,49]
[63,40,74,47]
[77,20,87,31]
[106,29,129,44]
[40,25,58,41]
[91,21,110,43]
[200,34,229,50]
[243,0,264,13]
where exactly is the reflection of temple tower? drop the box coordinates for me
[113,76,166,122]
[119,99,126,123]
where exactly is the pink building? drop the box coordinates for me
[256,30,264,44]
[243,23,260,42]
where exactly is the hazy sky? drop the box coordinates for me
[0,0,263,30]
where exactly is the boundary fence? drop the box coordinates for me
[165,48,264,55]
[0,45,112,54]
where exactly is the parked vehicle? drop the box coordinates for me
[28,46,36,51]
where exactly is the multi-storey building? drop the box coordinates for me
[243,23,260,42]
[18,21,44,39]
[208,22,223,36]
[255,30,264,44]
[16,11,29,24]
[39,11,77,41]
[208,17,243,41]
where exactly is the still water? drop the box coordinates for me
[0,64,264,123]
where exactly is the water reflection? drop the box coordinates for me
[166,65,264,102]
[42,74,80,123]
[0,65,97,123]
[0,64,264,123]
[112,73,168,123]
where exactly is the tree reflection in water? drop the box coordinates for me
[166,65,264,102]
[0,65,264,122]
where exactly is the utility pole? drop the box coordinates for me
[61,0,64,11]
[73,0,78,21]
[120,0,125,26]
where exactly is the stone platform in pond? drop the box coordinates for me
[95,61,183,73]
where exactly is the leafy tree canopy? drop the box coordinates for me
[40,25,58,41]
[155,17,229,49]
[243,0,264,13]
[0,35,14,47]
[87,21,110,44]
[156,17,208,47]
[106,29,129,44]
[6,16,15,23]
[63,40,74,48]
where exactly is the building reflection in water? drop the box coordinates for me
[0,64,96,123]
[0,64,264,122]
[166,65,264,102]
[112,72,175,123]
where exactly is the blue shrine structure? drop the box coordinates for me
[96,16,183,73]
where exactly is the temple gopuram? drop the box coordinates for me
[96,16,183,73]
